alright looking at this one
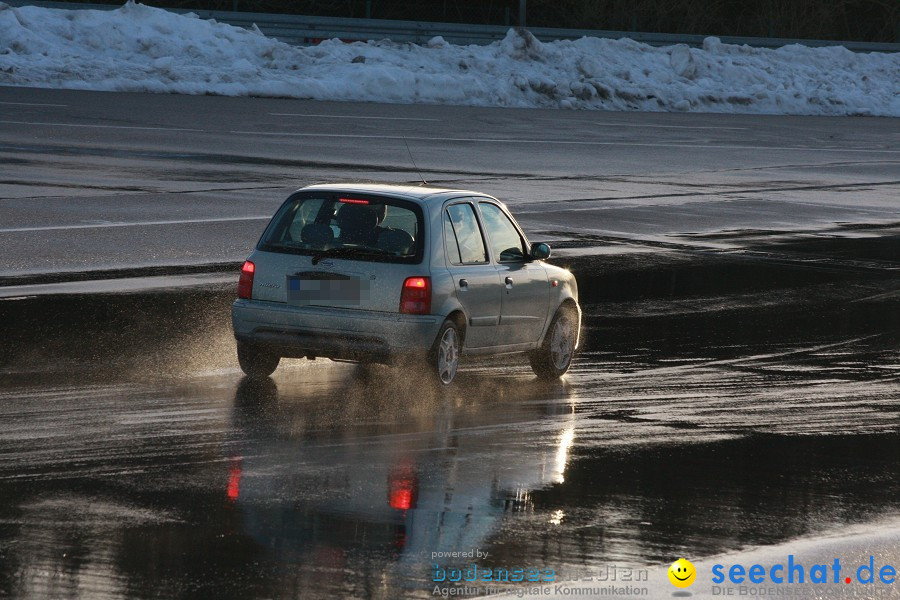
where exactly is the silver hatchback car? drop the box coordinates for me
[231,184,580,384]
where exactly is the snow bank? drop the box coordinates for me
[1,1,898,116]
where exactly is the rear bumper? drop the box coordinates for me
[232,299,442,363]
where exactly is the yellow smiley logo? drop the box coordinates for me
[668,558,696,588]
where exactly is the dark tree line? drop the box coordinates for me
[56,0,900,42]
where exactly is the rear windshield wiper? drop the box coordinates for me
[311,246,395,265]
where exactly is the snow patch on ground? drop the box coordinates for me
[0,1,898,116]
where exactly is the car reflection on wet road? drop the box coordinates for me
[0,248,899,599]
[227,372,578,597]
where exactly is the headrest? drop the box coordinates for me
[378,229,414,255]
[336,204,378,241]
[300,223,335,245]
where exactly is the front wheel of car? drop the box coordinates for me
[237,341,280,378]
[429,319,461,385]
[530,305,578,379]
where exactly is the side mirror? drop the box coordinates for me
[530,242,551,260]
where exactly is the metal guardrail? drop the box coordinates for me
[7,1,900,52]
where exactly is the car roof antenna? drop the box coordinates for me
[403,137,427,186]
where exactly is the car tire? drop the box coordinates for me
[237,341,280,378]
[530,304,577,379]
[428,319,462,385]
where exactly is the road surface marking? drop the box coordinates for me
[0,120,203,132]
[0,101,69,108]
[269,113,440,121]
[0,216,270,233]
[595,122,748,130]
[0,273,239,298]
[229,131,900,154]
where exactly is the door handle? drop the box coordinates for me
[504,276,514,286]
[459,278,468,289]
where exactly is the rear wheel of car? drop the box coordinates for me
[429,319,461,385]
[237,341,280,378]
[530,305,577,379]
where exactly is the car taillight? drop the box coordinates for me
[237,260,255,299]
[399,276,431,315]
[389,460,418,511]
[226,457,242,503]
[389,486,415,511]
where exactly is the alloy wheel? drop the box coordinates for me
[437,327,460,384]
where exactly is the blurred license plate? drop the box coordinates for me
[287,274,366,306]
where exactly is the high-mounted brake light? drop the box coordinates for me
[237,260,255,299]
[399,276,431,315]
[339,198,370,205]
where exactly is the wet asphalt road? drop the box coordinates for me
[1,86,900,598]
[1,86,899,278]
[1,243,899,598]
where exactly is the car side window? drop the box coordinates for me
[443,211,462,264]
[478,202,527,263]
[445,203,488,264]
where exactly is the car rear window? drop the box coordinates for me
[258,193,424,264]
